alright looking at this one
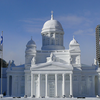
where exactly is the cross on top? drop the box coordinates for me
[51,11,53,15]
[51,11,54,20]
[73,35,74,39]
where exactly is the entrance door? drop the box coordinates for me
[95,76,98,96]
[9,76,12,96]
[49,81,55,97]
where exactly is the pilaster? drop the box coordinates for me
[45,74,48,97]
[70,73,73,96]
[62,74,65,96]
[7,75,9,96]
[92,75,95,96]
[11,75,14,96]
[55,74,57,97]
[31,73,34,97]
[38,74,40,98]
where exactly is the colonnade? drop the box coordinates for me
[42,33,63,46]
[31,73,73,98]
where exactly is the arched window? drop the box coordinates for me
[56,39,59,45]
[47,39,49,45]
[51,39,54,45]
[43,39,45,45]
[51,33,53,37]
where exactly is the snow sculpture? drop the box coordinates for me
[31,57,36,66]
[94,58,97,65]
[11,60,15,67]
[8,60,11,70]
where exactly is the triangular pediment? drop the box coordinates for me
[30,62,73,71]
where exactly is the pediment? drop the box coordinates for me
[30,62,73,71]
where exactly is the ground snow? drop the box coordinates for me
[0,97,100,100]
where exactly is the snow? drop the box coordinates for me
[0,97,100,100]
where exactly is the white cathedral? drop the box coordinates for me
[6,13,100,98]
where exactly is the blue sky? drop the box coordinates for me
[0,0,100,65]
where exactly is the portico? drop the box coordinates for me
[31,72,73,98]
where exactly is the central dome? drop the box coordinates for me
[41,13,64,34]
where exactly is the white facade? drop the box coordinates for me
[6,13,100,98]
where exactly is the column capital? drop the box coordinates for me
[55,73,57,76]
[62,73,65,76]
[45,74,48,76]
[38,74,40,76]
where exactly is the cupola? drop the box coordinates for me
[69,36,80,50]
[25,38,36,54]
[41,11,65,50]
[25,38,36,69]
[69,36,79,46]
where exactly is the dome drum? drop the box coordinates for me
[41,45,65,50]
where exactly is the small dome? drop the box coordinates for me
[70,37,79,45]
[27,38,36,46]
[41,12,64,33]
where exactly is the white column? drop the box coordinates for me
[54,33,56,45]
[11,76,14,96]
[45,74,48,97]
[62,74,65,96]
[31,74,34,97]
[38,74,40,98]
[7,75,9,96]
[70,74,73,96]
[98,75,100,96]
[92,75,95,96]
[25,74,27,96]
[55,74,57,97]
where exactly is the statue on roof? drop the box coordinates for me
[11,60,15,67]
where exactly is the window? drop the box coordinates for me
[81,76,85,81]
[51,33,53,37]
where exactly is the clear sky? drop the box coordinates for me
[0,0,100,65]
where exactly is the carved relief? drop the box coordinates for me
[31,57,36,65]
[8,60,11,70]
[11,60,15,67]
